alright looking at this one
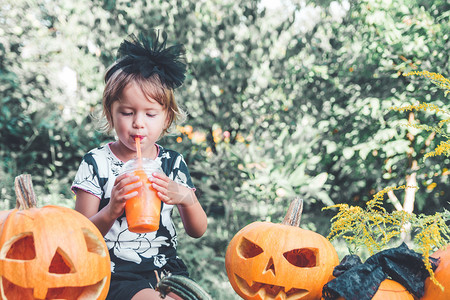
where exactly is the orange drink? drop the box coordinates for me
[122,158,163,233]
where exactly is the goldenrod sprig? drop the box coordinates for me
[424,140,450,159]
[401,122,450,139]
[324,185,450,289]
[390,72,450,159]
[413,212,450,290]
[403,70,450,95]
[390,102,450,115]
[323,186,416,255]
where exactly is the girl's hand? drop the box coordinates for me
[150,172,196,207]
[108,173,142,219]
[151,172,207,238]
[75,173,144,237]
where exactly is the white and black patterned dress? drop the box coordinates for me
[72,143,194,275]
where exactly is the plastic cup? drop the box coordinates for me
[120,158,163,233]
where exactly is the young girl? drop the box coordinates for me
[72,31,207,300]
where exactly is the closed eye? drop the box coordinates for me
[120,112,133,116]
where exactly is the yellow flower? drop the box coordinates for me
[212,128,223,143]
[192,132,206,144]
[425,141,450,159]
[184,125,193,135]
[176,125,184,134]
[403,70,450,95]
[427,182,437,191]
[236,133,245,143]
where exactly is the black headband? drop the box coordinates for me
[105,30,186,89]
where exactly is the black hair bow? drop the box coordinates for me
[106,30,186,89]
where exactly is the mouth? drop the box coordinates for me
[133,135,144,140]
[234,274,309,299]
[2,276,108,299]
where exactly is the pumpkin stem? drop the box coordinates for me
[14,174,37,209]
[282,197,303,227]
[156,274,212,300]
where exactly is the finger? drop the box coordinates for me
[149,177,168,188]
[152,172,169,181]
[120,181,142,199]
[157,192,171,204]
[111,190,135,204]
[114,173,130,184]
[122,191,139,201]
[151,182,166,195]
[115,174,140,188]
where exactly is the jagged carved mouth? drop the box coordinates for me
[235,274,309,299]
[1,276,108,299]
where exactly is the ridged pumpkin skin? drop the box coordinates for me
[421,244,450,300]
[225,221,339,300]
[337,279,414,300]
[0,205,111,300]
[374,280,414,300]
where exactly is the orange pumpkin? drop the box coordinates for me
[421,244,450,300]
[0,175,111,300]
[336,279,414,300]
[225,198,339,300]
[374,280,414,300]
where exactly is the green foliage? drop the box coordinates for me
[325,70,450,290]
[390,71,450,159]
[1,0,450,298]
[297,0,450,210]
[0,0,109,208]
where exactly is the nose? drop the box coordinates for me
[264,257,276,276]
[133,113,145,128]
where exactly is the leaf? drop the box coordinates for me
[343,147,355,159]
[309,172,328,190]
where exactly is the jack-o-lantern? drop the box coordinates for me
[421,244,450,300]
[225,198,339,300]
[0,174,111,300]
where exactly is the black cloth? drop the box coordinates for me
[106,257,189,300]
[322,242,438,300]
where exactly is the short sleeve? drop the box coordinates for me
[71,152,103,199]
[169,154,195,190]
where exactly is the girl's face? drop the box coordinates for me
[110,82,168,161]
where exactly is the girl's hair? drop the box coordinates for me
[101,66,186,136]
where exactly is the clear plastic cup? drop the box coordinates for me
[120,158,163,233]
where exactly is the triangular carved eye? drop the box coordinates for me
[5,233,36,260]
[82,228,106,256]
[49,248,76,274]
[283,248,318,267]
[238,237,263,259]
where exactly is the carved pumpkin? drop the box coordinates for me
[225,198,339,300]
[0,175,111,300]
[421,244,450,300]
